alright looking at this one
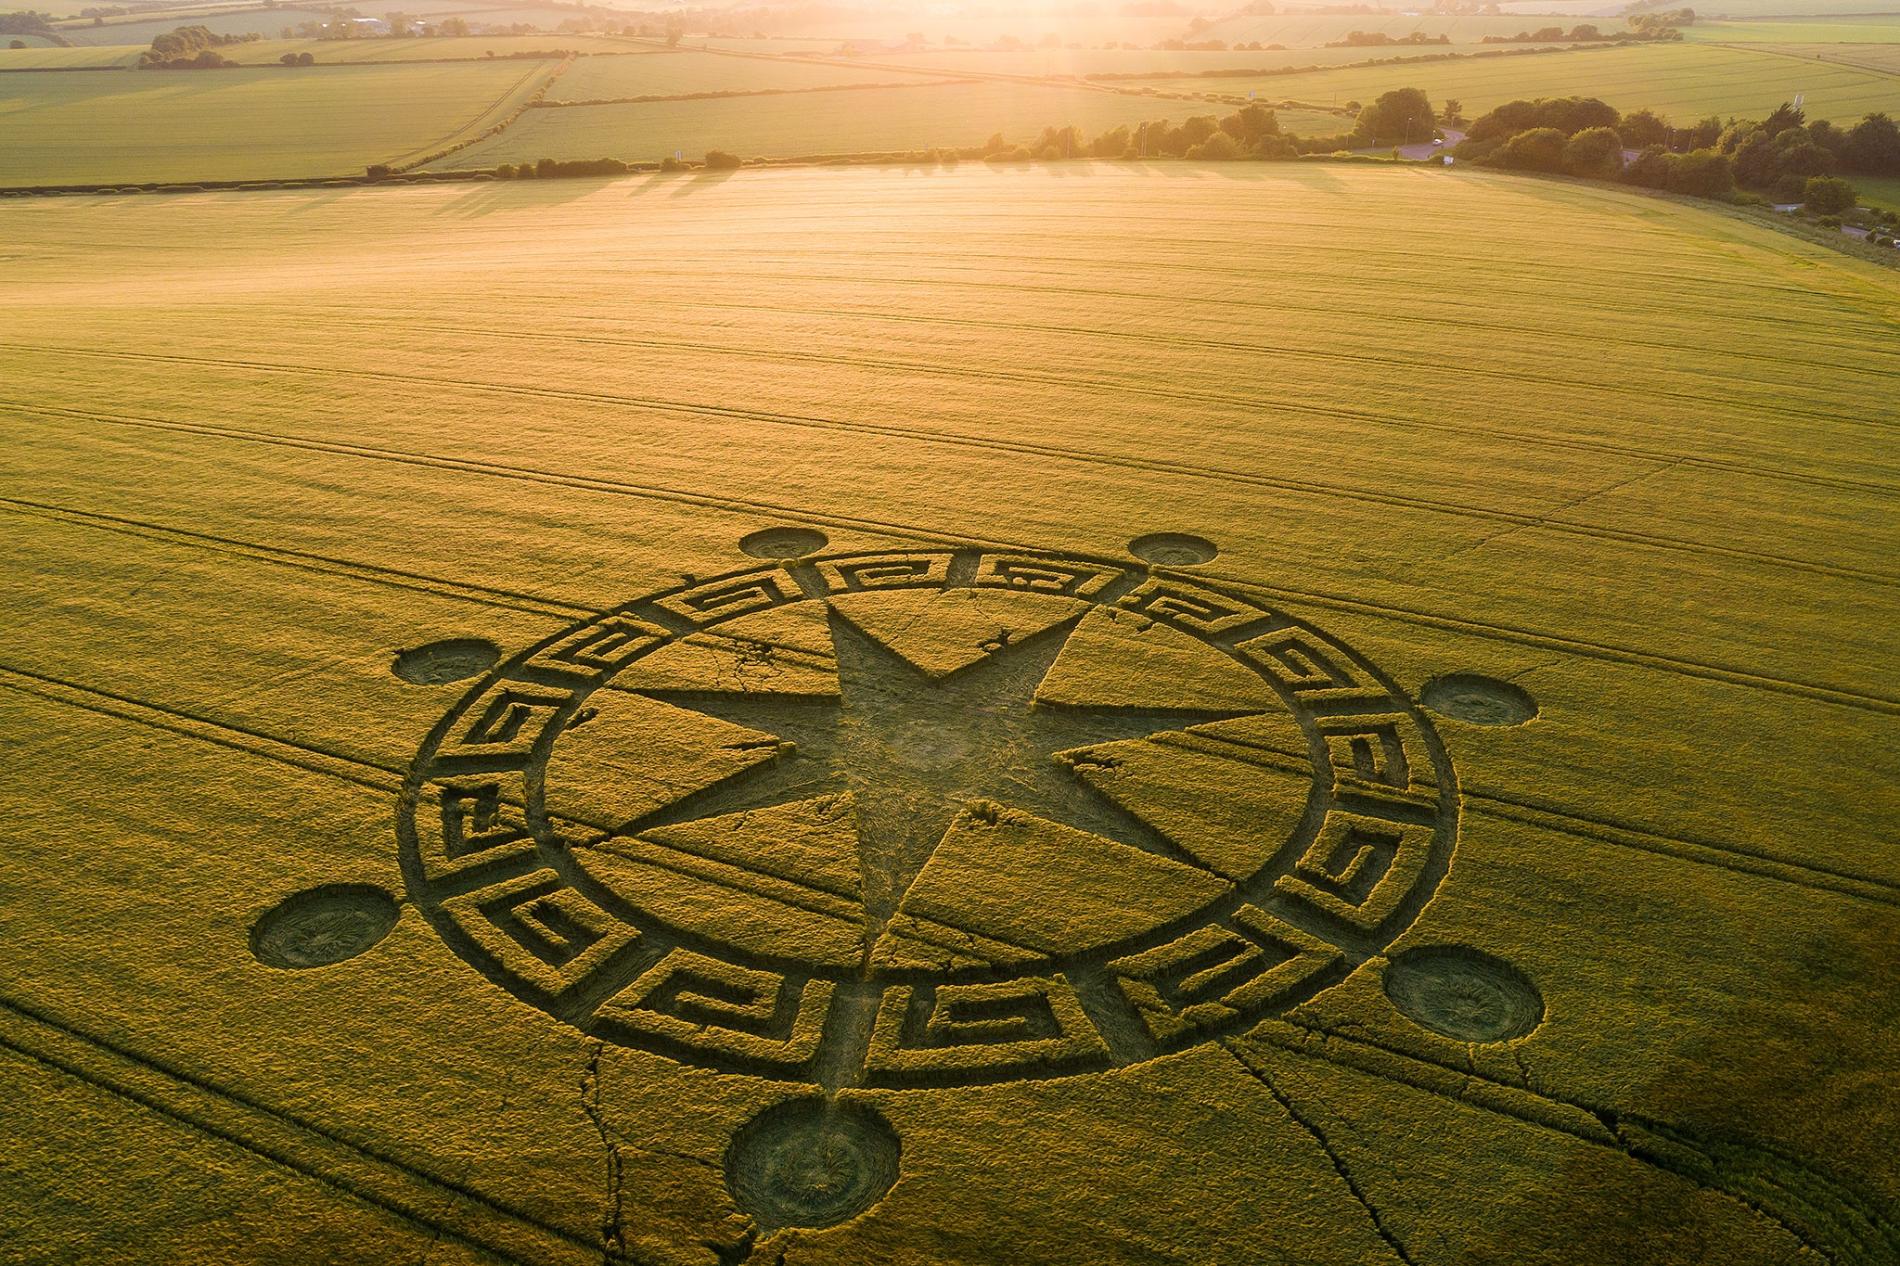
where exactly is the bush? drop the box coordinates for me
[1561,126,1623,178]
[1186,131,1245,160]
[704,149,742,170]
[659,156,686,172]
[1352,87,1433,145]
[1469,96,1619,142]
[1495,127,1566,173]
[1622,144,1672,188]
[1803,176,1857,216]
[1665,148,1733,197]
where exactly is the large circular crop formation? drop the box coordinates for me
[397,535,1460,1101]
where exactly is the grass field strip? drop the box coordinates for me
[5,397,1892,717]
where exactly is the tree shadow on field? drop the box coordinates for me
[438,174,609,218]
[1478,895,1900,1263]
[667,168,737,199]
[277,186,362,217]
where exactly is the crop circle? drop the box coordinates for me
[740,526,831,559]
[392,638,502,686]
[1127,532,1219,566]
[1419,673,1538,726]
[251,884,400,969]
[399,543,1459,1089]
[725,1098,900,1230]
[1383,945,1543,1043]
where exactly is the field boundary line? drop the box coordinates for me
[0,497,591,620]
[0,993,604,1266]
[384,53,574,174]
[9,399,1898,716]
[0,663,406,793]
[4,349,1895,589]
[1464,791,1900,906]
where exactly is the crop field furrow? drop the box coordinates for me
[6,397,1896,719]
[7,397,1890,590]
[8,348,1896,587]
[7,333,1893,499]
[292,284,1887,374]
[241,310,1900,444]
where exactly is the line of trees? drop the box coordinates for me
[1454,94,1900,213]
[1481,22,1681,42]
[138,24,258,68]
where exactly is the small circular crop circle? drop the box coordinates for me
[739,526,831,560]
[392,638,502,686]
[726,1098,900,1230]
[1127,532,1219,567]
[1383,945,1543,1043]
[1419,673,1538,727]
[250,884,400,970]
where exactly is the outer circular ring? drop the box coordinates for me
[397,544,1458,1088]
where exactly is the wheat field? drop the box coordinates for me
[0,163,1895,1265]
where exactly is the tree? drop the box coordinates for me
[7,37,22,47]
[437,15,468,35]
[1619,109,1669,149]
[1622,144,1673,188]
[1760,101,1804,137]
[1803,176,1856,215]
[1664,148,1733,197]
[1562,126,1624,178]
[1353,88,1434,145]
[1441,97,1463,126]
[704,149,742,169]
[1844,112,1900,175]
[1187,130,1245,160]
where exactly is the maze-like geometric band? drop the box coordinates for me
[397,546,1459,1088]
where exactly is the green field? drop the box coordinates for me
[0,60,556,185]
[1198,12,1627,49]
[0,163,1895,1264]
[54,6,331,44]
[1688,16,1900,43]
[429,82,1345,166]
[220,35,663,65]
[863,44,1575,80]
[1137,42,1900,123]
[1744,41,1900,75]
[543,49,955,102]
[1853,172,1900,212]
[0,44,143,69]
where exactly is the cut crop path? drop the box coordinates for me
[0,59,555,186]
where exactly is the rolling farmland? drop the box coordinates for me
[0,60,557,186]
[429,81,1346,167]
[542,49,956,101]
[0,163,1895,1264]
[1134,42,1900,123]
[218,35,669,65]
